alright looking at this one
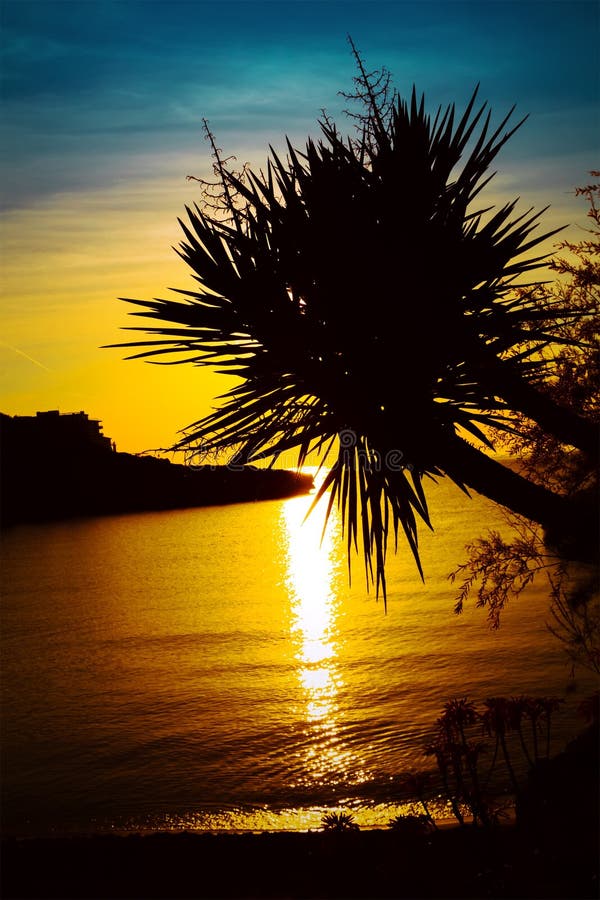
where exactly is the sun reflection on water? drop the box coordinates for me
[280,472,371,793]
[282,474,340,724]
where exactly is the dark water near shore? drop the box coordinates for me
[1,472,595,835]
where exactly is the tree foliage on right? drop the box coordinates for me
[451,176,599,673]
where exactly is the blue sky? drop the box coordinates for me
[1,0,598,451]
[2,0,598,209]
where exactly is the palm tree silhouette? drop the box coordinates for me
[112,42,597,595]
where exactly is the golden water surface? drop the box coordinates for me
[1,470,594,834]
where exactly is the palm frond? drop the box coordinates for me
[109,67,595,593]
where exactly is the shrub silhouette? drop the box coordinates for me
[320,811,360,832]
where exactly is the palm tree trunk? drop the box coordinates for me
[516,724,534,770]
[494,366,598,460]
[440,434,598,563]
[442,433,568,522]
[499,733,522,798]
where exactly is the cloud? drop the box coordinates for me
[1,0,597,451]
[0,341,53,372]
[2,0,596,213]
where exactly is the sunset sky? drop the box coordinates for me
[1,0,598,454]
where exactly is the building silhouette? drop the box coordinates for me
[0,410,312,526]
[3,410,114,454]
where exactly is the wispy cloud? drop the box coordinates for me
[1,0,597,450]
[0,341,52,372]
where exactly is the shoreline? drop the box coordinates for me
[3,726,597,899]
[2,820,598,899]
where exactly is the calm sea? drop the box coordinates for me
[1,471,595,835]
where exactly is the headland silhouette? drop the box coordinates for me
[0,410,313,527]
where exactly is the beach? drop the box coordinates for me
[2,820,598,900]
[3,721,597,900]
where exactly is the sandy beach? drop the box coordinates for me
[3,722,598,900]
[2,819,598,900]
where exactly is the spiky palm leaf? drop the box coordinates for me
[111,76,593,598]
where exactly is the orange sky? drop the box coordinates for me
[0,164,586,455]
[0,171,239,454]
[1,2,597,455]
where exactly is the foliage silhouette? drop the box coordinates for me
[399,770,438,829]
[423,694,564,827]
[387,813,435,835]
[320,810,360,832]
[111,41,597,596]
[450,178,598,666]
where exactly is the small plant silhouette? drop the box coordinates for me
[423,694,563,827]
[399,771,438,830]
[387,814,435,836]
[320,810,360,832]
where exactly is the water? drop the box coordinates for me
[1,472,595,835]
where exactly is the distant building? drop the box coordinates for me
[0,409,312,527]
[1,410,114,454]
